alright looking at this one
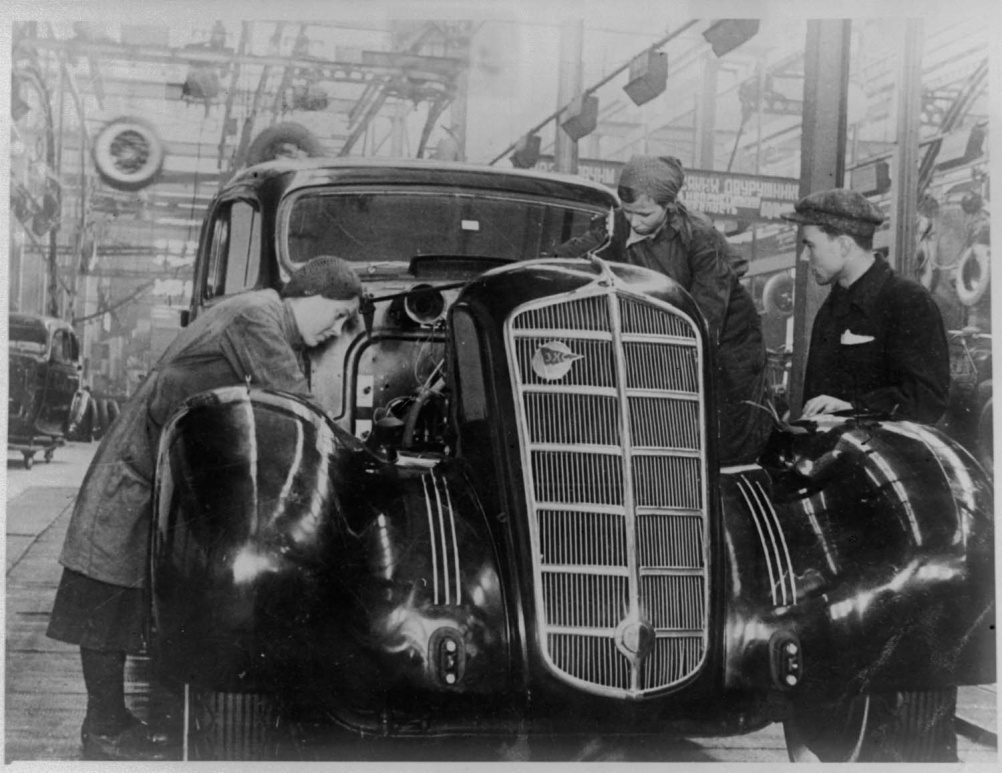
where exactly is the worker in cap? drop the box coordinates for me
[781,186,947,423]
[782,188,886,239]
[557,154,770,465]
[783,187,955,761]
[48,255,362,761]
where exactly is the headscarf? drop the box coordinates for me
[618,155,693,242]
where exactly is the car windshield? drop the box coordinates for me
[284,190,603,268]
[8,319,48,355]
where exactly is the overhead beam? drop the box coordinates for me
[23,38,463,81]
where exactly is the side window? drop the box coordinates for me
[203,200,261,300]
[50,329,72,363]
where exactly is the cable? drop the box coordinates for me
[487,19,700,165]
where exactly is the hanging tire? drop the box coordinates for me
[93,116,166,191]
[955,243,990,307]
[246,123,325,166]
[762,273,795,318]
[784,689,957,762]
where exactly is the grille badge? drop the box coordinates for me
[616,618,656,662]
[531,340,583,381]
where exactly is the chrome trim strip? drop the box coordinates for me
[421,474,439,604]
[510,328,614,341]
[541,564,631,576]
[442,475,462,604]
[752,479,797,603]
[430,472,451,605]
[735,475,778,606]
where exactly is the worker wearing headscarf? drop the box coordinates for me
[558,155,770,465]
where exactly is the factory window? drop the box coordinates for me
[203,200,261,299]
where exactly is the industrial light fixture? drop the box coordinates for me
[935,121,988,170]
[623,50,668,106]
[702,19,760,58]
[510,134,541,168]
[850,161,891,196]
[560,94,599,142]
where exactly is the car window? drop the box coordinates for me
[203,200,261,299]
[50,329,73,363]
[283,190,601,268]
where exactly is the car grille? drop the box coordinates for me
[508,290,708,697]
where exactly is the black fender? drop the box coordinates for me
[722,417,995,696]
[151,386,509,720]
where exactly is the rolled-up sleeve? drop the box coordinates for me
[220,305,310,395]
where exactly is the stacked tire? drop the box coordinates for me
[68,395,121,442]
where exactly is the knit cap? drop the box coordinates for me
[280,255,363,300]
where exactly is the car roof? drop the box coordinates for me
[224,157,618,208]
[9,313,74,331]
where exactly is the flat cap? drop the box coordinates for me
[281,255,363,300]
[781,188,885,237]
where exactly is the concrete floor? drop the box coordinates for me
[4,441,998,763]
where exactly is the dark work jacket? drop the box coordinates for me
[59,290,310,588]
[804,257,950,423]
[557,208,769,465]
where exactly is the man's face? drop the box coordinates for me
[801,225,847,286]
[621,193,668,237]
[295,296,360,347]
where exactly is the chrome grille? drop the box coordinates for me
[539,510,627,566]
[513,337,615,388]
[508,288,709,697]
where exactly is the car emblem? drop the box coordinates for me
[531,341,583,381]
[617,619,656,662]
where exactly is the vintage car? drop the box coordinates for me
[149,158,995,761]
[7,313,83,468]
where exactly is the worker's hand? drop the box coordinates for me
[801,394,853,418]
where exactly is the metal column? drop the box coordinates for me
[890,20,924,276]
[554,19,584,175]
[789,20,852,417]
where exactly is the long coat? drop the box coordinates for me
[557,208,771,465]
[59,290,309,588]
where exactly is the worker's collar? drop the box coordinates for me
[624,205,689,248]
[831,255,892,314]
[281,298,306,350]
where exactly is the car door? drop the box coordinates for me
[35,327,82,437]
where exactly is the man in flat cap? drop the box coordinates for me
[557,154,770,465]
[785,190,955,762]
[47,255,363,761]
[784,188,949,423]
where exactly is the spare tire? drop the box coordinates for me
[93,116,165,191]
[103,399,121,431]
[763,273,795,318]
[955,243,990,307]
[70,397,97,442]
[93,398,110,441]
[246,122,325,166]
